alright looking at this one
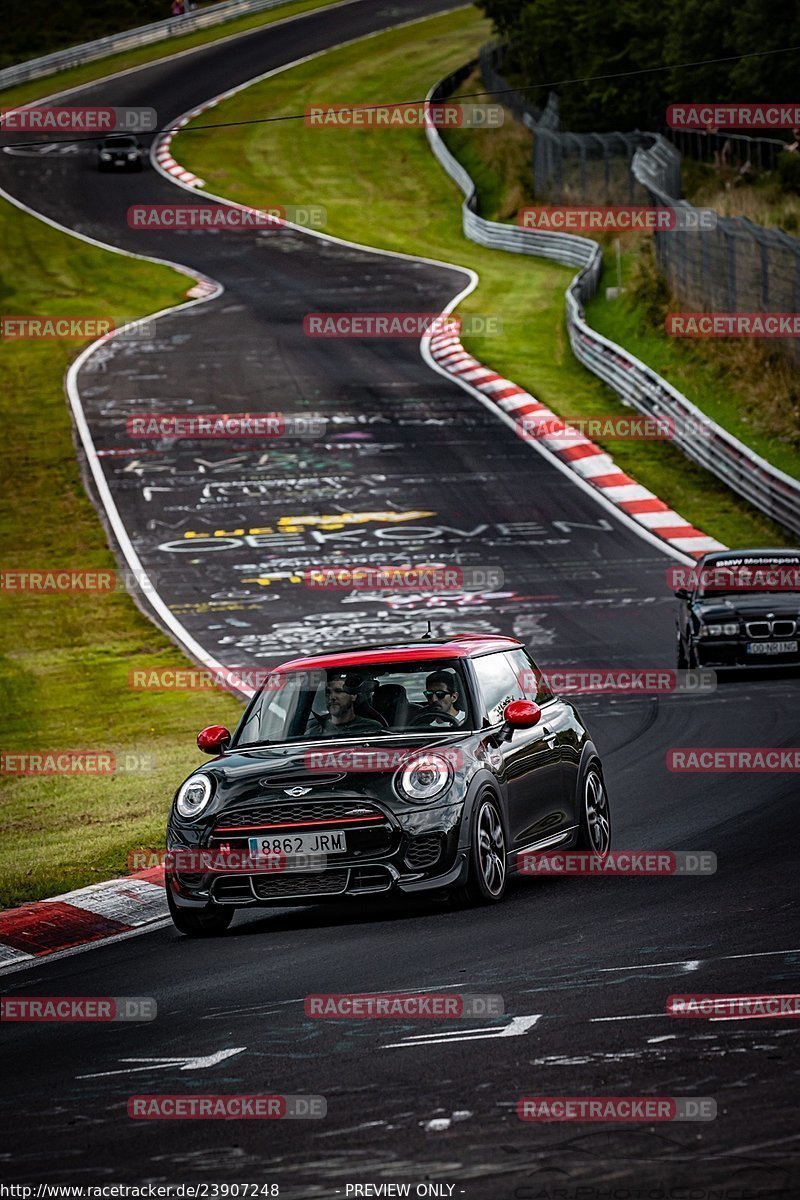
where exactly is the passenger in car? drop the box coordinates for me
[312,674,386,737]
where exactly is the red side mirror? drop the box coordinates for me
[197,725,231,754]
[504,699,542,729]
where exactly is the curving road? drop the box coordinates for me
[1,1,799,1193]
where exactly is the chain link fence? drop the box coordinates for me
[632,138,800,363]
[666,127,786,174]
[426,64,800,538]
[480,44,800,365]
[479,45,657,205]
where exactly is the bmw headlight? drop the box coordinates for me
[127,152,137,160]
[175,773,212,819]
[100,152,111,160]
[396,754,453,803]
[699,623,739,637]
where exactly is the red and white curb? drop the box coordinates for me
[153,99,292,235]
[428,329,726,560]
[185,278,218,298]
[0,868,167,968]
[154,108,208,188]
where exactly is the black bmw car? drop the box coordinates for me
[96,134,144,171]
[166,633,611,936]
[675,548,800,669]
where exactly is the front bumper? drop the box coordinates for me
[97,157,141,169]
[694,637,800,668]
[167,799,468,909]
[167,852,469,909]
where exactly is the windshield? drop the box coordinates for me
[696,561,800,599]
[104,136,137,147]
[235,660,473,746]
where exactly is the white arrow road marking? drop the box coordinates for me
[383,1015,541,1049]
[78,1047,245,1078]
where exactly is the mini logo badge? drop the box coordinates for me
[284,786,312,796]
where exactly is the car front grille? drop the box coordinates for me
[251,871,348,899]
[745,619,796,638]
[404,834,443,869]
[258,772,347,789]
[212,800,388,832]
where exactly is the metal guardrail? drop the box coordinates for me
[0,0,295,90]
[425,66,800,539]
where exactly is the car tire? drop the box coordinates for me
[575,763,612,854]
[452,794,507,906]
[167,883,234,937]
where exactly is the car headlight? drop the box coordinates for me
[395,754,453,803]
[699,623,739,637]
[175,773,212,819]
[100,152,111,160]
[127,152,137,160]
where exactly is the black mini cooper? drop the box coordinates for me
[166,633,611,936]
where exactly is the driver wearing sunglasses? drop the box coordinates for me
[422,671,465,725]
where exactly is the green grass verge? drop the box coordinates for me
[0,202,242,908]
[0,0,341,110]
[174,5,795,549]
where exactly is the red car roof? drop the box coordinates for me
[274,634,521,673]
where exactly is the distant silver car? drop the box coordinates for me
[96,134,144,172]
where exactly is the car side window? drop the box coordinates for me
[472,653,525,724]
[504,648,554,704]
